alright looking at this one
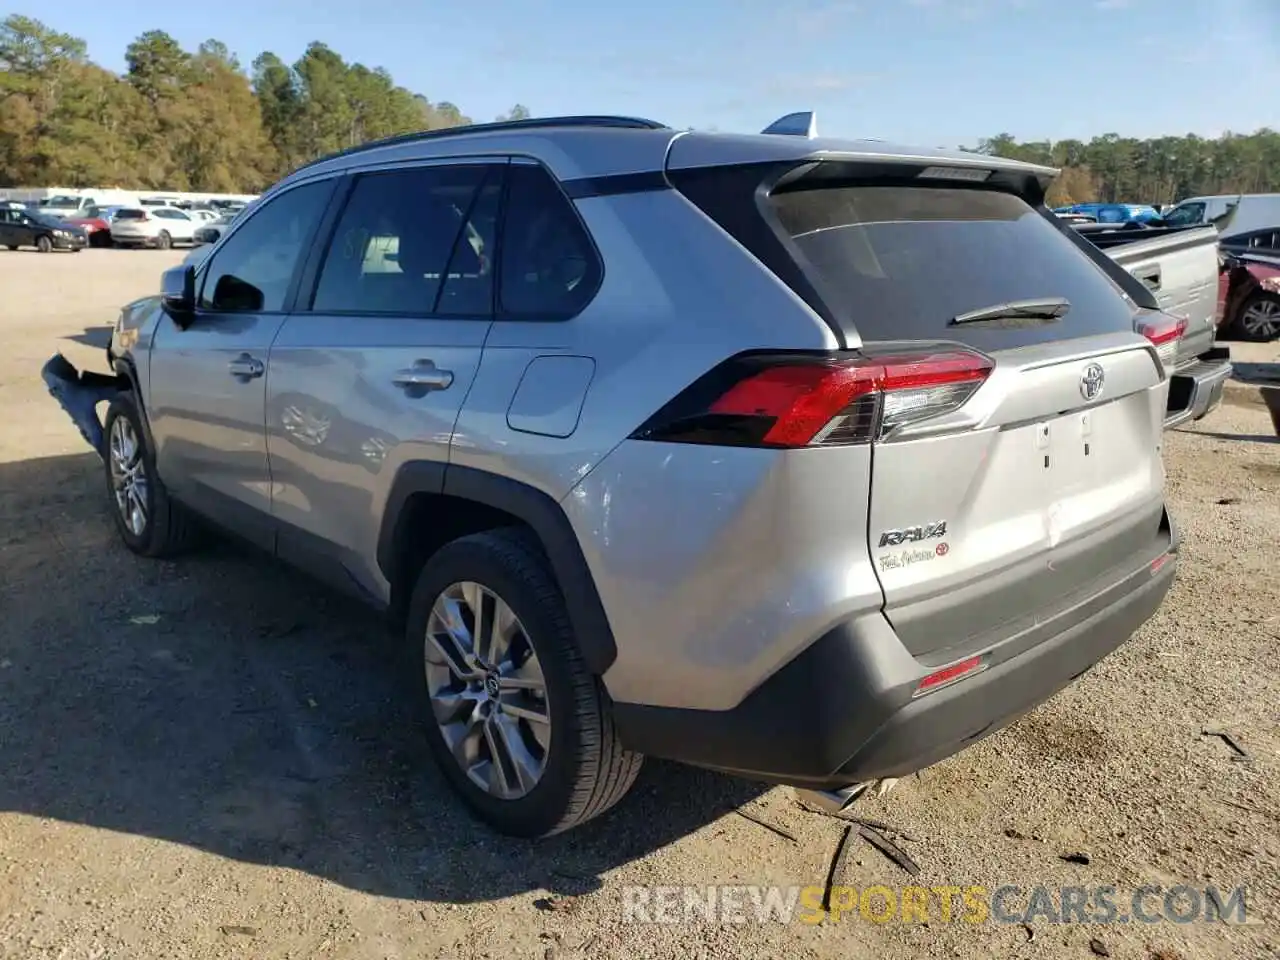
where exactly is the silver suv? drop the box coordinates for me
[44,113,1180,838]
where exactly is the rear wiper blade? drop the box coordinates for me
[949,297,1071,326]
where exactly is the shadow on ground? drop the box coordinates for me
[65,326,113,349]
[0,452,763,905]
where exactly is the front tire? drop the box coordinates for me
[406,528,642,837]
[102,393,201,557]
[36,235,52,253]
[156,230,171,250]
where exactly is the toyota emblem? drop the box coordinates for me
[1080,362,1105,401]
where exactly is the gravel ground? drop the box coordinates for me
[0,248,1277,960]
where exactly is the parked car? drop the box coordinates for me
[1076,221,1233,426]
[64,204,125,247]
[44,112,1180,838]
[1218,249,1280,341]
[109,207,199,249]
[0,207,88,252]
[1161,194,1280,235]
[36,194,99,219]
[1055,202,1161,224]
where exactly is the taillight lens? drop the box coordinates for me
[631,348,993,448]
[1136,312,1186,372]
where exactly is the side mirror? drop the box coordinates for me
[160,265,196,327]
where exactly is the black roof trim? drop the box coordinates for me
[290,115,670,176]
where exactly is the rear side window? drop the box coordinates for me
[311,164,497,317]
[115,209,146,220]
[498,164,600,319]
[1162,201,1204,226]
[769,184,1136,348]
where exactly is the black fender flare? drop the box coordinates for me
[112,355,159,453]
[376,463,618,676]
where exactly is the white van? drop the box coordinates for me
[1163,194,1280,235]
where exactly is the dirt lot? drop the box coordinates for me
[1,248,1277,960]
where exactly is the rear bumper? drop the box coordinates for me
[613,511,1177,789]
[1165,348,1231,428]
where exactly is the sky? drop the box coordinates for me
[29,0,1280,148]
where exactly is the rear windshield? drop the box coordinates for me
[769,185,1136,349]
[115,209,146,220]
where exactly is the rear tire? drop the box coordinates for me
[406,528,643,837]
[102,393,201,558]
[156,230,171,250]
[36,235,52,253]
[4,245,16,251]
[1233,292,1280,342]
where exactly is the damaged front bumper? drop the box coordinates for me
[41,353,126,459]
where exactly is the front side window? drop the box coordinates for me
[199,180,332,313]
[311,164,498,316]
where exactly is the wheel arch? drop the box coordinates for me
[377,463,618,676]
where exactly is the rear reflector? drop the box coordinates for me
[913,655,986,698]
[1150,552,1173,575]
[632,348,994,449]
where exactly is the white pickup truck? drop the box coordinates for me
[1070,221,1233,428]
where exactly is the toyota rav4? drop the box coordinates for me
[44,112,1179,838]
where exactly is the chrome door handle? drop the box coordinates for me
[228,354,264,379]
[392,361,453,391]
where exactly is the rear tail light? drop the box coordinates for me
[1136,312,1186,372]
[631,348,994,448]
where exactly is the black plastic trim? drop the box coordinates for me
[112,355,158,453]
[560,170,671,200]
[375,463,617,675]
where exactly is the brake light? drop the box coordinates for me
[1136,312,1186,372]
[631,348,993,448]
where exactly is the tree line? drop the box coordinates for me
[0,14,528,192]
[3,13,1277,202]
[971,130,1280,208]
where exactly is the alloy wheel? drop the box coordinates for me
[109,417,149,537]
[1241,298,1280,340]
[424,581,551,800]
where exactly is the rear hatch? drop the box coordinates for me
[111,208,150,235]
[672,156,1175,664]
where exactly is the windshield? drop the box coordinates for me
[44,195,80,206]
[769,183,1135,350]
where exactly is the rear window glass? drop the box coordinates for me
[769,185,1136,348]
[115,209,146,220]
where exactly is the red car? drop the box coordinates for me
[63,206,116,247]
[1218,249,1280,341]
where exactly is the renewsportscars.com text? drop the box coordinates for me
[620,883,1249,926]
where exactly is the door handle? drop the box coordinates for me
[392,361,453,392]
[228,354,265,379]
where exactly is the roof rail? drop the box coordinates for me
[761,111,818,139]
[291,115,669,175]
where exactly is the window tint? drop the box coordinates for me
[200,180,331,313]
[312,164,495,316]
[115,209,146,220]
[155,209,188,220]
[499,164,599,318]
[768,184,1136,349]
